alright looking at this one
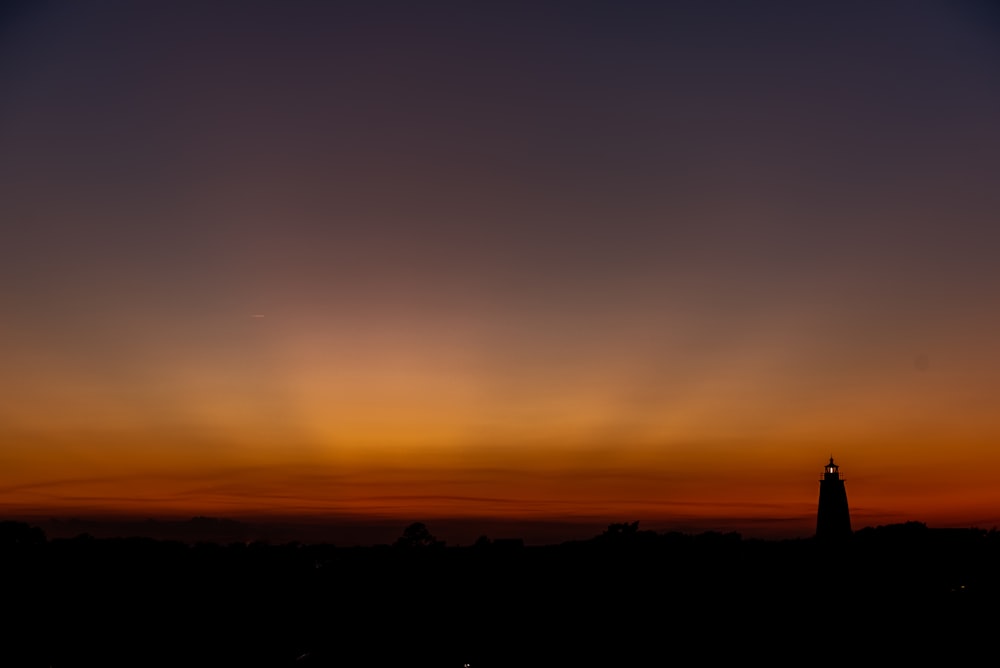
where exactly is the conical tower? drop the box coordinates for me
[816,456,852,540]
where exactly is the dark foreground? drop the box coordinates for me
[3,521,998,667]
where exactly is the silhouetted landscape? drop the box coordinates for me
[3,517,997,667]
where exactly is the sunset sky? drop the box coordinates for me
[2,1,1000,542]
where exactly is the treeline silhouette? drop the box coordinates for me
[2,519,997,667]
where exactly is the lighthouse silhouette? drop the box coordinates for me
[816,456,852,540]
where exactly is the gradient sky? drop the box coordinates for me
[2,1,1000,541]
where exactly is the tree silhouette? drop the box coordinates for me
[392,522,443,548]
[0,521,46,547]
[601,521,640,538]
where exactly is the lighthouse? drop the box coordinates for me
[816,456,852,540]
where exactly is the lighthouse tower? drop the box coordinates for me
[816,456,852,540]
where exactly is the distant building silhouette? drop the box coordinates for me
[816,456,852,540]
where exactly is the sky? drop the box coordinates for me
[2,0,1000,543]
